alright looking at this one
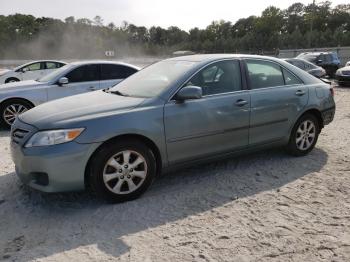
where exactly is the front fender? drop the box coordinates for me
[0,87,48,106]
[75,105,168,167]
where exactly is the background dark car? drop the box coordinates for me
[284,58,326,78]
[297,52,340,77]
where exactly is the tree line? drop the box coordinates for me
[0,1,349,59]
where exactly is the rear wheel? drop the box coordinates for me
[0,99,33,129]
[89,139,157,203]
[287,114,320,156]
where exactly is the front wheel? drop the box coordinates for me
[88,139,157,203]
[287,114,320,156]
[0,99,33,129]
[5,78,20,83]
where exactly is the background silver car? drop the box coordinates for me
[0,60,66,84]
[283,58,326,78]
[0,61,139,128]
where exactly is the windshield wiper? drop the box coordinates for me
[104,89,129,97]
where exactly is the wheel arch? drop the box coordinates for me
[5,77,20,83]
[84,133,162,189]
[300,108,324,130]
[0,97,35,109]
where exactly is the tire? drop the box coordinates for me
[5,78,20,83]
[287,114,320,156]
[0,99,33,129]
[88,139,157,203]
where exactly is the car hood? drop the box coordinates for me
[0,69,11,76]
[0,80,45,91]
[19,90,145,129]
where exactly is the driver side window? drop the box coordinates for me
[185,60,242,96]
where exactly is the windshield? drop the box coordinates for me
[109,60,198,98]
[303,60,317,69]
[298,54,317,63]
[37,64,72,82]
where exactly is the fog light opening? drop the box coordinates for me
[31,172,49,186]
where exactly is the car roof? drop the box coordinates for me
[166,54,283,64]
[68,60,140,70]
[14,60,67,70]
[283,58,318,66]
[298,52,335,56]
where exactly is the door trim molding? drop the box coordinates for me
[167,125,250,143]
[167,118,288,143]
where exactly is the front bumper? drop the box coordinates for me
[10,126,101,192]
[335,75,350,85]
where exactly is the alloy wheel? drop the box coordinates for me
[103,150,147,194]
[3,104,29,126]
[295,120,316,151]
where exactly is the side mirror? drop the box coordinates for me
[175,86,202,101]
[58,77,69,86]
[316,59,323,65]
[22,67,29,73]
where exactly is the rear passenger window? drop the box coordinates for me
[101,64,137,80]
[283,69,303,85]
[46,62,57,69]
[185,60,242,96]
[246,60,284,89]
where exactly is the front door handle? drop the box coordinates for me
[235,99,248,107]
[295,90,306,96]
[89,86,97,91]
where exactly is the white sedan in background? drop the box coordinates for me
[0,61,139,128]
[0,60,67,84]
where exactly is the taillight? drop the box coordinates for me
[330,82,335,96]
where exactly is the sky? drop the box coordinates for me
[0,0,347,31]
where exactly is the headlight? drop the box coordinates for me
[25,128,85,148]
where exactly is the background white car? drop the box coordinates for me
[0,61,139,128]
[0,60,67,84]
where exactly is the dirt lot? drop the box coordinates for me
[0,88,349,262]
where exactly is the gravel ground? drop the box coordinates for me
[0,88,349,262]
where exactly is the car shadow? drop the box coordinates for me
[0,147,328,260]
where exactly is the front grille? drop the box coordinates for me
[342,71,350,76]
[11,128,29,144]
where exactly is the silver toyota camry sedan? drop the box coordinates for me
[0,61,139,128]
[11,54,335,203]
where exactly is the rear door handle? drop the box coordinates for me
[235,99,248,107]
[295,90,306,96]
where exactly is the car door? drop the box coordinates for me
[47,64,100,101]
[20,62,45,80]
[245,59,308,145]
[100,64,138,89]
[164,60,250,164]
